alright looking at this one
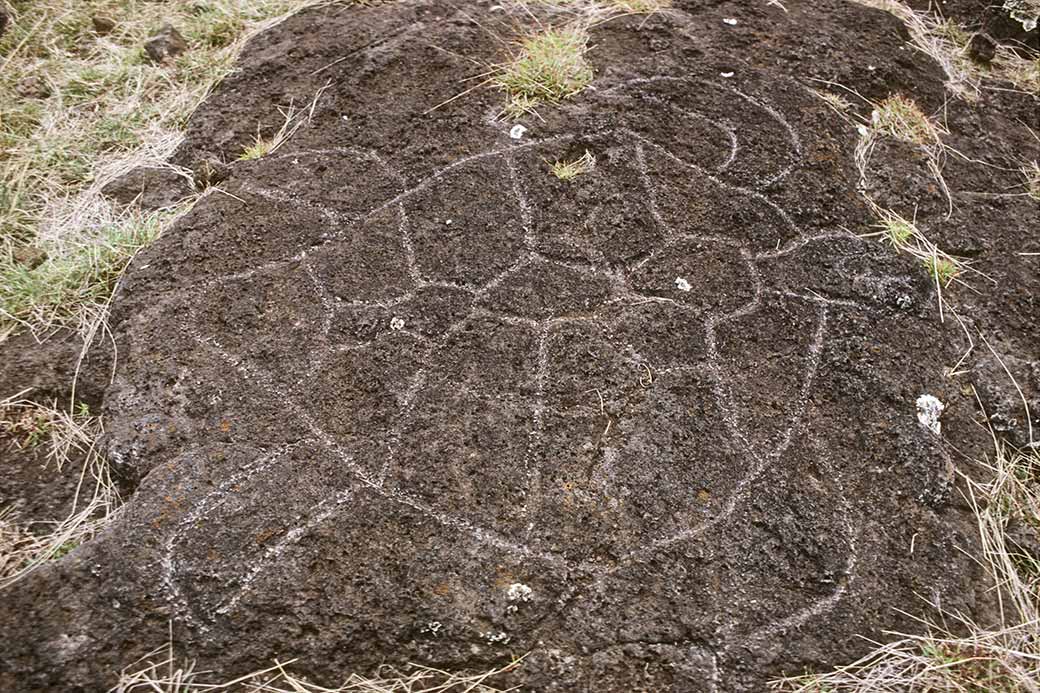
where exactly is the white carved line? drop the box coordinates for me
[363,135,575,222]
[599,88,740,174]
[603,76,802,188]
[613,304,828,567]
[520,324,551,537]
[162,83,881,653]
[215,487,356,616]
[303,260,335,338]
[627,129,801,239]
[162,441,308,628]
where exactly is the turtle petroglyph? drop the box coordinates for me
[1,4,996,690]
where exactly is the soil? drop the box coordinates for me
[1,1,1037,691]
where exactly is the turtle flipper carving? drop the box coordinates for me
[121,77,959,692]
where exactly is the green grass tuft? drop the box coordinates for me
[0,208,171,330]
[923,253,960,286]
[494,26,593,117]
[550,149,596,180]
[0,0,329,338]
[870,94,946,148]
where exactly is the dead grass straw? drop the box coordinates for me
[0,394,120,588]
[113,642,525,693]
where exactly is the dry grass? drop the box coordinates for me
[0,0,336,339]
[851,0,1040,98]
[0,393,120,588]
[861,94,952,212]
[847,91,981,317]
[857,202,988,321]
[493,24,594,118]
[809,88,855,116]
[521,0,672,14]
[549,149,596,179]
[0,203,182,334]
[1022,160,1040,201]
[773,431,1040,692]
[860,205,969,286]
[870,94,948,149]
[113,643,525,692]
[238,84,328,161]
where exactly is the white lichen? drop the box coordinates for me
[916,394,945,435]
[510,124,528,140]
[675,276,692,292]
[390,317,405,331]
[506,582,533,612]
[1004,1,1039,31]
[482,630,511,645]
[507,582,532,602]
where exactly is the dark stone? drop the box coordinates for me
[14,75,51,99]
[968,32,998,63]
[101,166,194,210]
[143,24,187,63]
[984,3,1039,51]
[192,159,230,189]
[11,246,47,270]
[92,16,116,35]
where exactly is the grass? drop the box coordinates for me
[113,643,525,692]
[923,254,960,286]
[0,0,336,339]
[851,0,1040,98]
[772,432,1040,692]
[0,205,176,334]
[859,204,983,321]
[523,0,672,14]
[849,92,976,314]
[493,25,593,118]
[0,393,119,588]
[0,398,55,448]
[549,149,596,179]
[810,88,855,116]
[852,93,950,207]
[238,86,327,160]
[843,89,995,316]
[875,211,915,248]
[869,94,947,150]
[1022,161,1040,201]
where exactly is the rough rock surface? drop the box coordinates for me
[2,1,1038,691]
[143,24,188,64]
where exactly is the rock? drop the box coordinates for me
[11,245,47,270]
[92,16,116,35]
[14,75,50,99]
[101,166,194,210]
[192,159,230,189]
[967,32,997,63]
[986,3,1040,50]
[143,24,187,63]
[2,1,1033,691]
